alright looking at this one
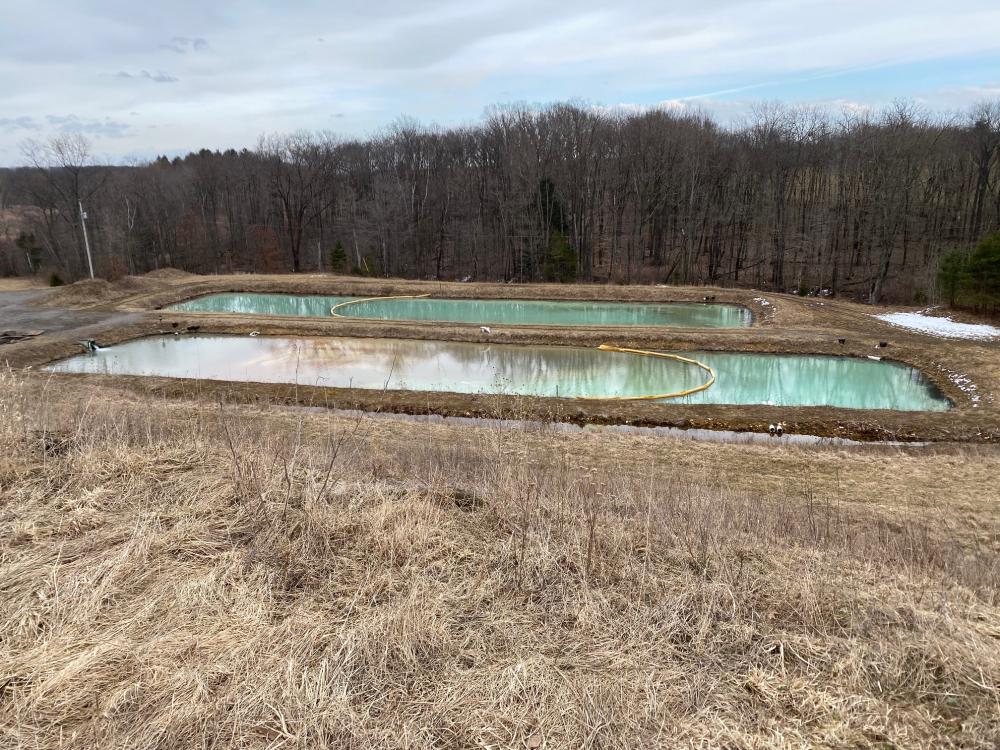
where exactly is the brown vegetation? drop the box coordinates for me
[2,100,1000,305]
[2,101,998,749]
[38,275,162,307]
[0,277,43,291]
[1,371,999,748]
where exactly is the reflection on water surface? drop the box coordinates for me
[46,334,951,411]
[169,293,753,328]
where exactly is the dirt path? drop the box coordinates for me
[0,289,142,339]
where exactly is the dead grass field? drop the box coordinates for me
[1,371,998,749]
[2,272,999,745]
[0,277,44,292]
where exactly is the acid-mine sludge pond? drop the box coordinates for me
[46,333,951,412]
[169,292,754,328]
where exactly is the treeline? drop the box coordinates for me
[2,100,1000,305]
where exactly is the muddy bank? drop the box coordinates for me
[0,288,143,337]
[124,274,767,309]
[33,370,994,444]
[5,317,990,443]
[3,272,996,443]
[5,309,981,404]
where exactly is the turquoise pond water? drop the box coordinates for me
[46,335,951,411]
[168,293,753,328]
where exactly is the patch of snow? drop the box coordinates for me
[933,363,983,408]
[872,311,1000,341]
[753,297,770,307]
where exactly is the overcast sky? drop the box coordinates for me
[1,0,999,165]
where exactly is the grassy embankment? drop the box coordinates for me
[1,371,998,748]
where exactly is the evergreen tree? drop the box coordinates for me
[965,232,1000,311]
[329,240,347,272]
[536,177,576,282]
[937,250,968,307]
[545,231,577,282]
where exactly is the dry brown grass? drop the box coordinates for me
[0,277,44,292]
[38,276,168,307]
[1,372,999,749]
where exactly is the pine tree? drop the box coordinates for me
[966,232,1000,311]
[545,231,577,283]
[329,240,347,272]
[937,251,967,307]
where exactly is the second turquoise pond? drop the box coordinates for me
[168,293,753,328]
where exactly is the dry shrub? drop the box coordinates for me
[1,375,998,748]
[144,267,194,279]
[39,277,115,305]
[104,256,129,282]
[113,275,158,293]
[37,275,163,307]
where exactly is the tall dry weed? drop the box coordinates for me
[0,376,998,748]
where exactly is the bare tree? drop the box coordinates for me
[3,98,998,302]
[258,132,338,272]
[17,134,107,277]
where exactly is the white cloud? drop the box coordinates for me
[0,0,998,163]
[114,70,180,83]
[0,116,43,132]
[44,115,132,138]
[161,36,210,54]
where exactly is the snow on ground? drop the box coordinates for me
[872,311,1000,341]
[937,365,982,408]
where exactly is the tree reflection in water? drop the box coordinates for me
[171,293,752,328]
[46,335,950,412]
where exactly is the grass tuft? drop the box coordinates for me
[1,370,998,748]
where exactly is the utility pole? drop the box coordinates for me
[79,200,95,279]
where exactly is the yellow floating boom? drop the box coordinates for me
[330,294,716,401]
[330,293,432,318]
[585,344,716,401]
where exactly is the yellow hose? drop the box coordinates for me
[329,294,716,401]
[331,293,432,318]
[582,345,716,401]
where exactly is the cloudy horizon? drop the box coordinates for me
[2,0,999,166]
